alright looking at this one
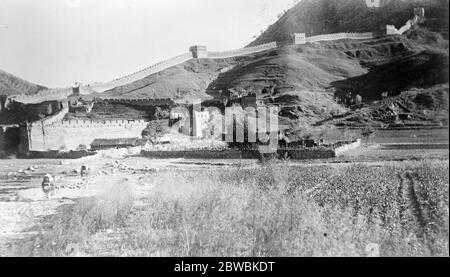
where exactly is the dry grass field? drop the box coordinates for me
[0,127,448,257]
[11,159,447,257]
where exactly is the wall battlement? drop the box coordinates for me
[13,7,425,101]
[87,52,194,92]
[86,42,279,92]
[293,32,375,45]
[11,88,72,104]
[32,105,69,127]
[386,8,423,36]
[46,119,148,128]
[26,117,149,151]
[207,42,278,59]
[98,98,173,105]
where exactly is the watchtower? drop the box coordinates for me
[365,0,380,8]
[189,45,208,59]
[72,82,80,95]
[292,33,306,44]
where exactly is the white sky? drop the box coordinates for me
[0,0,297,87]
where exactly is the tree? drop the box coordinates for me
[361,125,376,145]
[154,107,169,120]
[142,120,169,144]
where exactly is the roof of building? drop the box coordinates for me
[90,137,143,148]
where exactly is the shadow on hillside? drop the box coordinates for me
[330,51,449,102]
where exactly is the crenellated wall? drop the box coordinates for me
[87,52,194,93]
[86,42,279,93]
[386,8,423,36]
[26,117,148,151]
[207,42,278,59]
[97,98,173,106]
[11,88,72,104]
[11,7,425,100]
[35,104,69,126]
[293,32,375,44]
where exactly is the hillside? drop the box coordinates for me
[4,0,448,129]
[96,28,448,124]
[0,69,46,96]
[95,59,237,101]
[315,84,449,127]
[248,0,449,47]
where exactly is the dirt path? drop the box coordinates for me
[397,170,430,238]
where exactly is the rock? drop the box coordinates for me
[64,243,80,256]
[365,243,380,257]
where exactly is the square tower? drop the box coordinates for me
[193,110,210,138]
[292,33,306,44]
[365,0,380,8]
[189,45,208,59]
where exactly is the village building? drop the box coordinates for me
[90,138,145,151]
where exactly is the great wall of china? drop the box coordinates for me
[7,7,425,153]
[8,7,424,104]
[24,115,148,151]
[81,7,424,94]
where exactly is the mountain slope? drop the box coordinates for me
[78,0,450,126]
[0,69,46,96]
[248,0,449,47]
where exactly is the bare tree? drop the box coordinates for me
[361,124,376,145]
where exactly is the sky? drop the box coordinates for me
[0,0,297,87]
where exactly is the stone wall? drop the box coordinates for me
[11,8,424,101]
[11,88,72,104]
[26,150,97,159]
[207,42,278,59]
[0,125,20,156]
[277,148,337,159]
[386,8,423,36]
[140,143,359,160]
[293,32,375,44]
[87,52,194,93]
[35,105,69,126]
[141,149,259,159]
[27,118,148,151]
[97,98,174,106]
